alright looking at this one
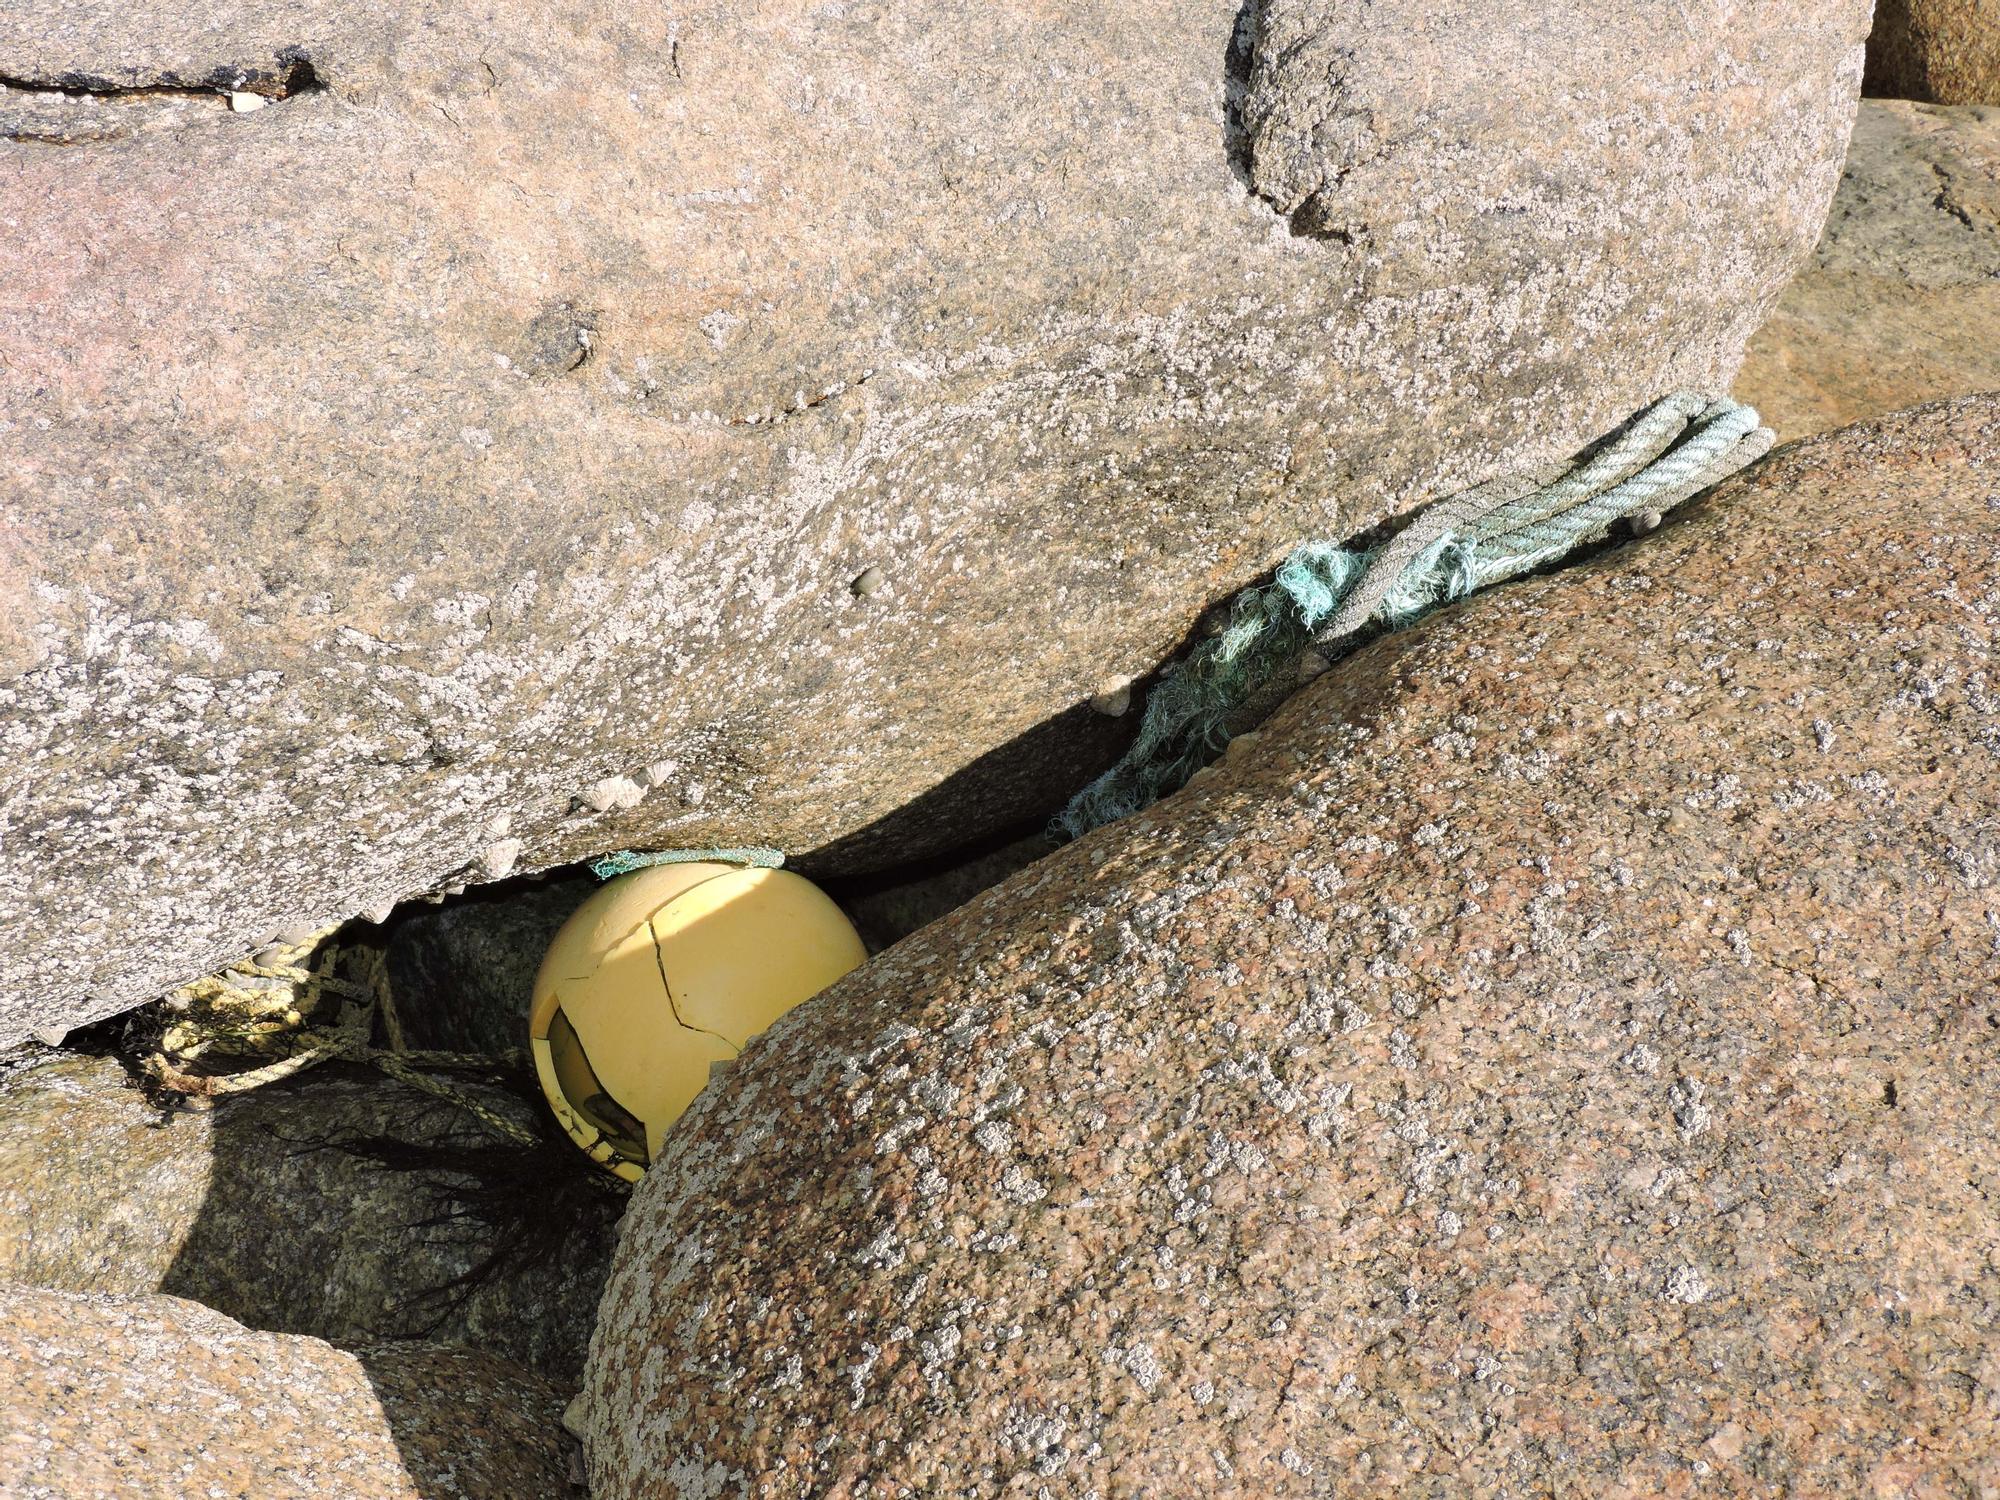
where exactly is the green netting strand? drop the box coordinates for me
[1056,393,1772,840]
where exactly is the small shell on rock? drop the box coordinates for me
[479,838,525,881]
[579,776,646,813]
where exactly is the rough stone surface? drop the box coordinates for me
[585,398,2000,1498]
[832,830,1057,952]
[1740,100,2000,439]
[383,872,593,1055]
[0,1049,612,1384]
[0,0,1869,1044]
[1,1286,579,1499]
[1868,0,2000,104]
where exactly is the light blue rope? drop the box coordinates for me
[589,847,786,880]
[1055,393,1773,840]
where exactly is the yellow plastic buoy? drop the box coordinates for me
[529,863,866,1180]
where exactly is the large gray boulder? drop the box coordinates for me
[583,397,2000,1497]
[0,0,1869,1043]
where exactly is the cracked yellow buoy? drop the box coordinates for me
[529,863,866,1180]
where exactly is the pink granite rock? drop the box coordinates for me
[1,1286,579,1499]
[584,398,2000,1497]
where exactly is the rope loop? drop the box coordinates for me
[1056,392,1773,839]
[589,847,786,880]
[143,926,539,1146]
[137,844,796,1142]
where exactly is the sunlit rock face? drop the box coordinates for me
[0,0,1868,1041]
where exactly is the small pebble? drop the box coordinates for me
[1090,677,1133,718]
[1628,509,1663,536]
[850,566,886,598]
[227,90,268,113]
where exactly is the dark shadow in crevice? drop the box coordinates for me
[821,812,1060,952]
[159,1062,609,1493]
[0,51,322,101]
[793,696,1135,879]
[154,1061,620,1387]
[380,866,596,1056]
[0,1038,600,1494]
[1222,0,1260,194]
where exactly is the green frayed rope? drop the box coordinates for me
[1056,392,1774,840]
[589,847,786,880]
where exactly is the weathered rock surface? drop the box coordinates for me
[1740,100,2000,439]
[1,1286,578,1499]
[584,397,2000,1497]
[1868,0,2000,104]
[0,0,1869,1044]
[0,1049,612,1384]
[383,872,594,1055]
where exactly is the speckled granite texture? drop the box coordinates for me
[1868,0,2000,105]
[584,397,2000,1498]
[0,1286,579,1499]
[0,1051,611,1384]
[0,0,1869,1044]
[1740,99,2000,439]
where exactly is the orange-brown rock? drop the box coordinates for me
[1868,0,2000,104]
[1739,100,2000,439]
[585,398,2000,1497]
